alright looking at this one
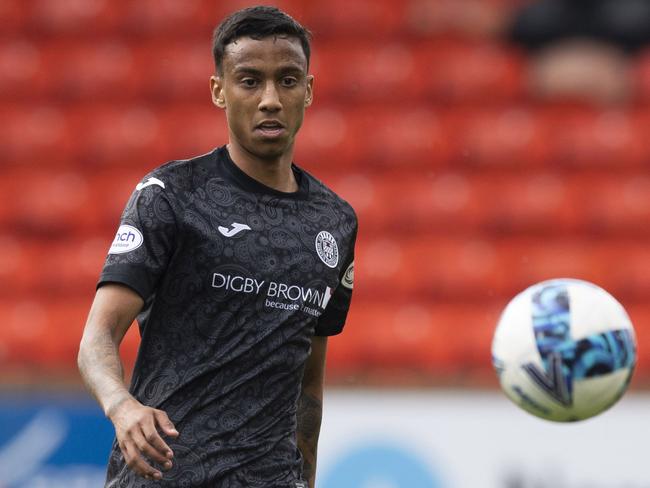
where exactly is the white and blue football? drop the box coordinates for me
[492,278,637,422]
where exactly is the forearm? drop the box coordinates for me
[78,324,133,418]
[297,388,323,488]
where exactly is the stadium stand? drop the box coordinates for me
[1,0,649,386]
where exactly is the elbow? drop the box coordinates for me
[77,337,87,376]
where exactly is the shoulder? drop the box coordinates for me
[301,168,358,226]
[142,149,217,193]
[127,150,218,218]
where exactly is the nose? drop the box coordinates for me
[258,81,281,112]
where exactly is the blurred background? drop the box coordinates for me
[2,0,650,486]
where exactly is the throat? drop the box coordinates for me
[226,143,299,193]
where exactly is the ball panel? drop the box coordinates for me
[568,280,634,340]
[492,290,537,366]
[492,278,637,422]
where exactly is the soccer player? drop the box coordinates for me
[77,6,357,487]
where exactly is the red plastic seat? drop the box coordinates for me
[0,105,72,166]
[141,41,214,101]
[44,41,140,100]
[542,107,649,168]
[158,105,229,158]
[295,107,358,168]
[328,300,503,377]
[447,106,550,168]
[0,298,140,371]
[0,0,29,36]
[0,40,44,100]
[419,41,526,102]
[312,41,423,102]
[303,0,404,37]
[26,0,121,34]
[68,104,165,167]
[348,107,452,167]
[0,169,94,235]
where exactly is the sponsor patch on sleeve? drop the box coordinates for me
[341,261,354,290]
[109,225,144,254]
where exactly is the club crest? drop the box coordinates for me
[315,231,339,268]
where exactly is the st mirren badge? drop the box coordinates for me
[315,231,339,268]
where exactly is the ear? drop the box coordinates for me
[304,74,314,107]
[210,75,226,108]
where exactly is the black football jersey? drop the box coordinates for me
[99,146,357,487]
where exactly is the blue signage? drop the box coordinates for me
[321,442,442,488]
[0,394,114,487]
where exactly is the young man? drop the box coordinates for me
[78,6,357,487]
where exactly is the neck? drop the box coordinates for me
[226,141,298,193]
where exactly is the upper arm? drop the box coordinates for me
[302,336,328,395]
[81,283,145,347]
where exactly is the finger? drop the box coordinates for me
[122,439,162,480]
[131,428,173,467]
[141,415,175,461]
[154,409,179,438]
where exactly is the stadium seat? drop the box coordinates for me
[158,105,229,159]
[328,300,504,378]
[446,106,550,168]
[43,41,140,101]
[0,40,43,100]
[419,41,526,102]
[347,106,452,168]
[355,236,650,302]
[541,106,649,168]
[68,104,166,167]
[140,41,214,101]
[0,298,140,371]
[404,0,516,39]
[0,0,29,36]
[0,169,94,235]
[303,0,404,37]
[0,105,72,167]
[311,41,424,102]
[25,0,120,34]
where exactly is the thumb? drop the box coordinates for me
[154,409,179,437]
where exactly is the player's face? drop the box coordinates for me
[210,36,313,161]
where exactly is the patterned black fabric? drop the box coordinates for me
[99,147,357,487]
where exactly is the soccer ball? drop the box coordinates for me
[492,278,637,422]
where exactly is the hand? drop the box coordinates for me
[108,396,179,480]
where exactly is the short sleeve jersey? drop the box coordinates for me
[100,147,357,488]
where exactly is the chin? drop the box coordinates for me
[248,140,291,161]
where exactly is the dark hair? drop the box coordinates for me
[212,6,312,75]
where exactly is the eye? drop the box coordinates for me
[280,77,298,88]
[241,78,258,88]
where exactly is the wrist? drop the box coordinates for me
[105,392,136,420]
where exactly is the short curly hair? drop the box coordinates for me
[212,5,312,75]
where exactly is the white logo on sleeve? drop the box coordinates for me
[109,225,144,254]
[341,261,354,290]
[218,222,251,237]
[315,231,339,268]
[136,177,165,191]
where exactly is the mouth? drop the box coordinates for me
[255,120,286,138]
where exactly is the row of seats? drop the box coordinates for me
[0,0,513,38]
[1,298,647,378]
[3,167,650,237]
[4,234,650,301]
[4,104,650,169]
[5,38,650,104]
[0,39,526,103]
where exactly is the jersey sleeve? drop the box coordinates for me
[314,220,357,337]
[98,176,178,302]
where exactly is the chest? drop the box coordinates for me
[175,185,349,316]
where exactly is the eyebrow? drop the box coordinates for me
[232,64,306,77]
